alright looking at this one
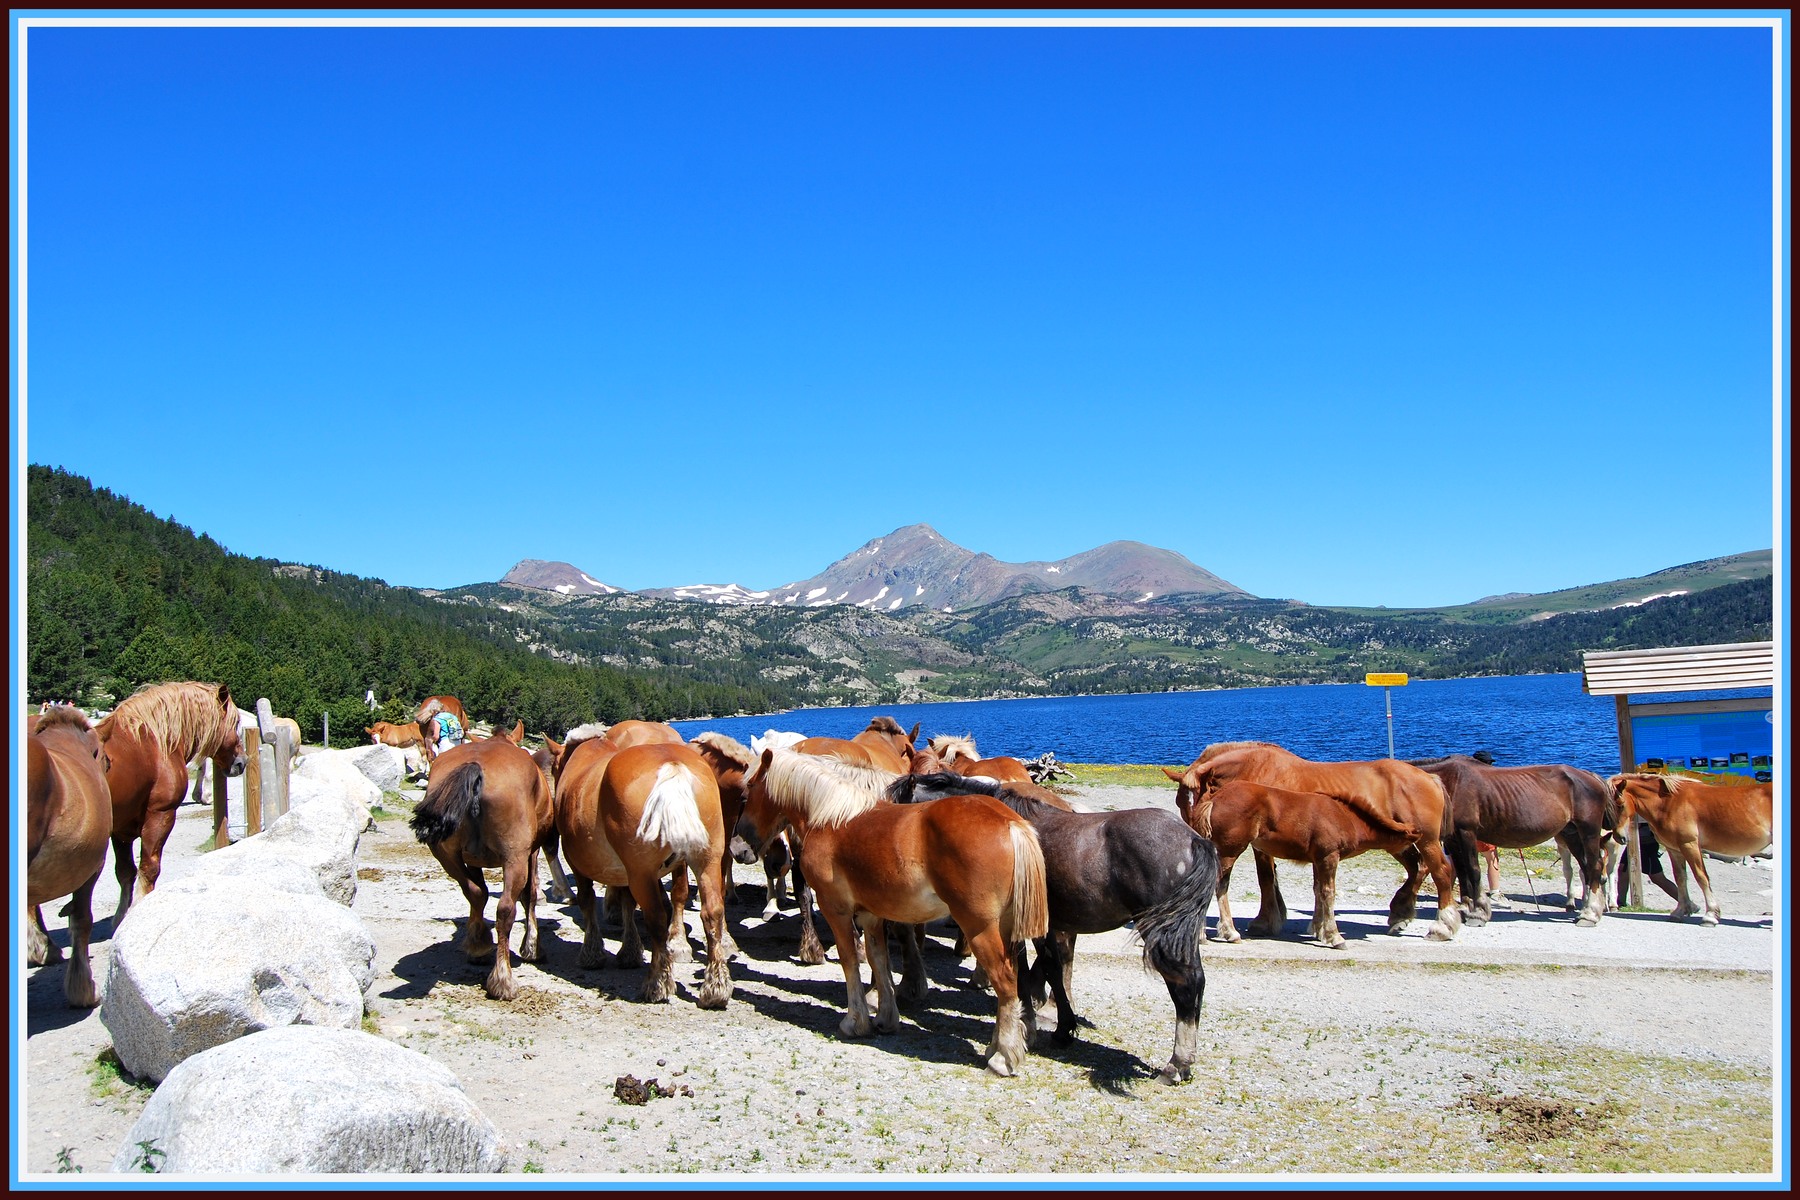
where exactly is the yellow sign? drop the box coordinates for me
[1365,673,1409,687]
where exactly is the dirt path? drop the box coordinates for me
[22,783,1779,1177]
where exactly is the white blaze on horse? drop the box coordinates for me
[1608,774,1774,926]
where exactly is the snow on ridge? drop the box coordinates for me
[888,598,903,610]
[806,587,828,601]
[1611,590,1689,609]
[554,584,576,594]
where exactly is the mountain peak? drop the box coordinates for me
[500,559,624,596]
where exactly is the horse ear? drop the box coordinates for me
[907,722,921,746]
[1163,766,1185,783]
[215,683,232,709]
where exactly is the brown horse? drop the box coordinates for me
[851,717,920,773]
[28,707,114,1007]
[554,734,733,1007]
[1410,755,1620,928]
[558,721,687,932]
[1165,741,1462,941]
[98,682,247,928]
[1186,779,1424,949]
[367,720,428,752]
[410,736,557,1000]
[925,733,1033,784]
[1609,774,1775,926]
[738,748,1049,1076]
[416,695,469,762]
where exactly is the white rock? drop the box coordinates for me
[101,875,376,1084]
[291,750,384,810]
[111,1027,510,1173]
[342,744,409,793]
[204,786,368,906]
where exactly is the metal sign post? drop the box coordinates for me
[1365,673,1409,758]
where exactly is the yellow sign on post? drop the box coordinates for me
[1365,673,1408,757]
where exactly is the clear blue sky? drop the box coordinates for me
[17,19,1782,607]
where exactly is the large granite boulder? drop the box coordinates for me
[342,743,410,793]
[291,750,384,810]
[203,785,368,905]
[112,1027,510,1173]
[100,874,376,1084]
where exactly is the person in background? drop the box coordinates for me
[1469,750,1511,909]
[1618,820,1682,907]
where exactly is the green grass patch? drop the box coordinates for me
[1064,763,1183,789]
[87,1047,153,1104]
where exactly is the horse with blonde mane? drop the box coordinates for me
[1608,774,1774,926]
[554,726,733,1008]
[1166,740,1463,941]
[99,682,247,928]
[28,706,113,1007]
[738,748,1049,1076]
[926,733,1034,785]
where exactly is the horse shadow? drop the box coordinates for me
[24,962,105,1035]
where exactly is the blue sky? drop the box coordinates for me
[16,18,1783,607]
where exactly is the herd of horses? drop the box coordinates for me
[24,682,1776,1084]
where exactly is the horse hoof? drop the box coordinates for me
[1702,914,1720,928]
[1159,1064,1192,1085]
[1326,936,1347,950]
[697,984,732,1011]
[1426,925,1455,942]
[985,1052,1016,1078]
[838,1015,872,1039]
[1575,915,1599,928]
[466,945,497,963]
[668,941,694,965]
[799,946,827,967]
[639,979,674,1004]
[485,975,518,1002]
[1050,1026,1077,1048]
[1463,913,1488,929]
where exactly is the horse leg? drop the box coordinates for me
[63,871,102,1008]
[1673,841,1718,924]
[481,855,526,1001]
[1555,835,1579,910]
[1387,846,1422,933]
[431,844,493,960]
[896,923,927,1007]
[694,851,733,1010]
[1313,854,1346,950]
[820,906,875,1038]
[573,874,609,969]
[1044,932,1081,1047]
[861,917,900,1033]
[111,833,139,929]
[517,847,543,962]
[1213,854,1243,943]
[1421,842,1464,941]
[616,888,645,970]
[666,870,695,964]
[27,905,59,966]
[963,923,1026,1077]
[1571,829,1606,928]
[1448,829,1489,926]
[1018,941,1042,1048]
[603,884,626,931]
[1246,849,1285,937]
[540,843,574,904]
[629,872,676,1003]
[133,765,186,906]
[793,856,827,966]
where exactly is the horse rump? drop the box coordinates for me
[636,762,711,860]
[411,761,484,854]
[1006,822,1050,943]
[1132,834,1219,976]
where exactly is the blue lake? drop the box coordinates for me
[672,673,1654,773]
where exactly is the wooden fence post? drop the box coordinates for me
[323,710,330,749]
[244,725,263,837]
[1615,694,1643,908]
[256,699,291,822]
[207,757,230,850]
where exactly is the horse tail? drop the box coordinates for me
[1593,769,1625,839]
[637,763,711,860]
[1005,821,1050,943]
[412,761,483,856]
[1134,833,1219,976]
[1191,789,1216,838]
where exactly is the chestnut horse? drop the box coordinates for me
[738,748,1049,1076]
[1609,774,1774,926]
[1165,741,1462,941]
[554,733,733,1007]
[851,717,921,773]
[410,736,556,1000]
[1185,779,1424,950]
[367,720,428,752]
[891,772,1217,1083]
[27,707,114,1007]
[926,734,1034,784]
[98,682,247,928]
[1410,755,1620,928]
[415,695,469,762]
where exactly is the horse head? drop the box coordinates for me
[212,685,248,778]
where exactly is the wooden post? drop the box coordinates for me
[244,725,263,837]
[272,726,293,821]
[258,742,278,828]
[323,710,330,749]
[206,757,229,849]
[255,699,291,822]
[1615,694,1643,908]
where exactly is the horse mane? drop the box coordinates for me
[98,681,235,759]
[751,730,807,754]
[34,704,94,737]
[884,772,1060,821]
[693,731,755,769]
[928,733,979,761]
[1197,739,1279,761]
[863,716,908,737]
[755,749,895,828]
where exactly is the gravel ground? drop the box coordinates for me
[21,780,1781,1179]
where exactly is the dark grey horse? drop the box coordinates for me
[888,772,1218,1084]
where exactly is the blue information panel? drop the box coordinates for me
[1631,709,1774,781]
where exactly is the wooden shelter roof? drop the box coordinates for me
[1580,640,1776,696]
